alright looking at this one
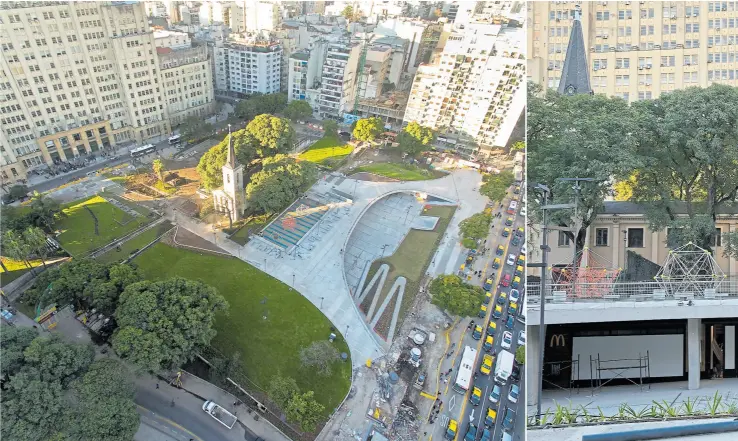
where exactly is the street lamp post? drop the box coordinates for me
[534,185,550,425]
[320,297,324,309]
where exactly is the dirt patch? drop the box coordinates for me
[167,226,229,255]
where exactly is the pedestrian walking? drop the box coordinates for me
[155,383,159,389]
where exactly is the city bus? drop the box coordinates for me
[130,144,156,157]
[453,345,478,393]
[168,134,181,145]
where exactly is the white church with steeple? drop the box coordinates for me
[212,125,244,222]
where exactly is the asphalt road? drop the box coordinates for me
[135,385,264,441]
[430,188,526,441]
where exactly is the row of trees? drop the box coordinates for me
[268,375,325,432]
[429,274,486,317]
[350,118,436,156]
[2,227,52,272]
[459,212,492,249]
[480,170,515,204]
[528,83,738,257]
[1,329,139,441]
[235,93,288,121]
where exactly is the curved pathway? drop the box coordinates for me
[169,169,487,368]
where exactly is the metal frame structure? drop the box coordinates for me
[655,242,726,296]
[542,355,581,396]
[589,351,651,394]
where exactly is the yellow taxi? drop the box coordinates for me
[470,387,482,406]
[502,227,511,237]
[487,321,497,335]
[480,354,493,375]
[484,291,492,304]
[512,276,521,289]
[483,335,494,352]
[514,265,524,276]
[446,419,458,439]
[493,304,503,319]
[517,254,526,266]
[492,258,501,269]
[485,407,497,427]
[478,304,488,318]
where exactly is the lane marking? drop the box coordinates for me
[420,391,438,400]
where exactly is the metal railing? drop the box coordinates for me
[527,278,738,303]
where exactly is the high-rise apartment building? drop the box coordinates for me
[213,34,282,96]
[318,42,362,119]
[403,22,525,157]
[527,1,734,102]
[155,34,214,127]
[0,1,215,186]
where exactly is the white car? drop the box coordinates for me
[520,206,527,217]
[509,289,520,304]
[521,244,527,255]
[506,253,516,266]
[518,330,526,346]
[489,384,501,403]
[508,384,519,404]
[501,331,512,350]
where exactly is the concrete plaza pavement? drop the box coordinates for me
[168,169,488,367]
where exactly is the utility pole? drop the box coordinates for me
[535,184,550,424]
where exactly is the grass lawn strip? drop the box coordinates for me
[56,195,151,256]
[133,243,351,415]
[227,214,272,246]
[95,220,174,264]
[366,205,456,340]
[354,162,444,181]
[0,258,43,286]
[298,136,353,164]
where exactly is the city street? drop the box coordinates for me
[425,186,526,441]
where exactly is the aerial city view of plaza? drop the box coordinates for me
[3,1,738,441]
[0,2,526,441]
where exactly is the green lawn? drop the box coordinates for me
[298,136,353,165]
[363,205,456,339]
[56,195,152,256]
[0,258,43,286]
[353,162,444,181]
[95,220,174,264]
[133,243,351,415]
[227,214,272,246]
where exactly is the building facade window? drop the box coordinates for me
[713,228,723,247]
[558,231,571,247]
[595,228,609,246]
[627,228,644,248]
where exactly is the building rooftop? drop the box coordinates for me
[154,29,189,39]
[290,52,310,61]
[602,201,738,216]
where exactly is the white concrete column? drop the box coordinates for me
[688,318,701,390]
[612,226,620,269]
[527,324,541,407]
[726,326,736,371]
[730,225,737,275]
[651,231,659,262]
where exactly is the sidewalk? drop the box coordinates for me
[173,371,293,441]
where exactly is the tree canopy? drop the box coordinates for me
[196,114,296,189]
[299,341,340,376]
[112,277,228,372]
[179,115,214,143]
[0,333,138,441]
[397,122,435,156]
[286,390,324,432]
[284,100,313,121]
[515,345,525,365]
[511,141,525,151]
[480,171,515,203]
[527,83,639,255]
[459,212,492,249]
[429,274,485,317]
[235,93,288,121]
[352,117,383,142]
[246,155,317,214]
[268,375,300,409]
[322,119,338,137]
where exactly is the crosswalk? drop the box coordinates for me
[439,415,449,428]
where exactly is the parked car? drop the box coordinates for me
[483,335,494,352]
[489,385,501,403]
[501,274,511,287]
[505,217,513,226]
[445,419,458,440]
[502,227,511,237]
[496,291,508,305]
[493,305,503,319]
[485,407,497,427]
[505,315,514,330]
[509,289,520,304]
[508,384,519,403]
[503,408,516,431]
[518,330,526,345]
[506,254,516,266]
[496,245,505,256]
[472,325,483,340]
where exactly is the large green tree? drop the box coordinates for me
[180,115,214,143]
[322,119,338,137]
[246,155,318,214]
[70,359,140,441]
[527,83,640,255]
[0,327,37,380]
[352,117,383,142]
[286,390,324,432]
[397,122,435,156]
[429,274,485,317]
[268,375,300,409]
[27,192,63,233]
[626,85,738,253]
[22,227,50,269]
[112,277,228,372]
[480,171,515,203]
[459,212,492,249]
[235,93,288,121]
[284,100,313,121]
[196,114,296,189]
[298,341,339,376]
[2,230,32,269]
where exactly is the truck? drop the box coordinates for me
[202,400,238,429]
[494,350,514,385]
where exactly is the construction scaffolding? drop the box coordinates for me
[655,242,726,297]
[542,355,581,396]
[551,247,622,299]
[589,351,651,394]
